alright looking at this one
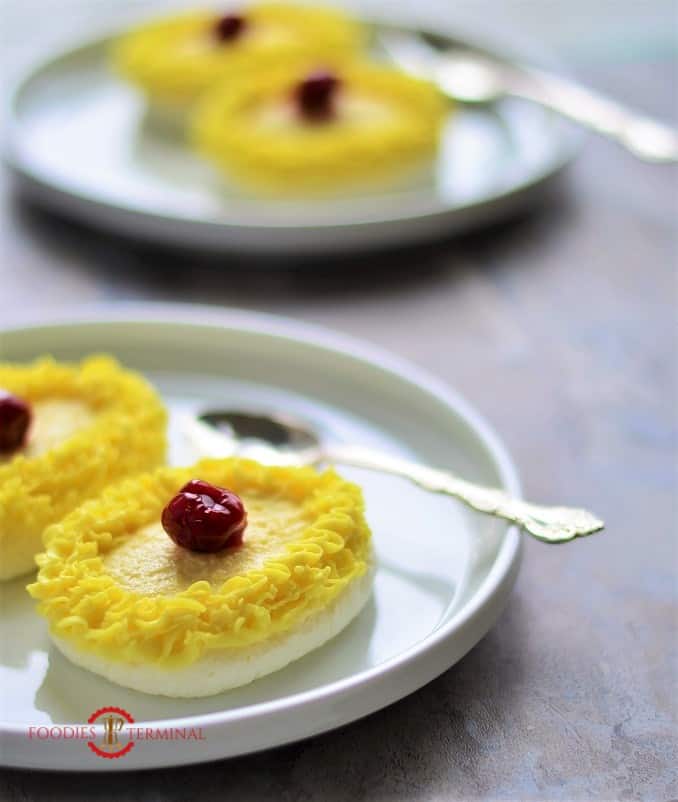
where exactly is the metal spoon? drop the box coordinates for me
[183,409,604,544]
[377,29,678,163]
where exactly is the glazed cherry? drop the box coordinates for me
[0,391,31,454]
[161,479,247,553]
[295,70,341,121]
[213,13,247,42]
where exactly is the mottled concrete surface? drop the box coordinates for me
[1,2,677,800]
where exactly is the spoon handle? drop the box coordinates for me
[506,67,678,163]
[324,444,603,543]
[379,29,677,163]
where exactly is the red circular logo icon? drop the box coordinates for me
[87,707,135,759]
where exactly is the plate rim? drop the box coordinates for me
[0,302,522,769]
[3,19,582,253]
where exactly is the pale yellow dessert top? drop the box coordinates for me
[113,4,364,105]
[0,399,94,465]
[28,458,372,668]
[192,60,448,194]
[104,495,307,596]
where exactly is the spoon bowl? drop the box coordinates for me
[200,410,319,455]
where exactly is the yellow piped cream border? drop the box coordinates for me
[50,558,374,696]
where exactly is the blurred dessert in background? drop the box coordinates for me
[112,3,364,123]
[112,4,450,195]
[192,61,447,194]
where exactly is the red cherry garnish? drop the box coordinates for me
[161,479,247,553]
[213,13,247,42]
[0,391,31,454]
[295,70,341,121]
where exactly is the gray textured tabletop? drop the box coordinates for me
[1,2,677,800]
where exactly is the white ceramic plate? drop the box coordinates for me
[0,304,521,770]
[4,20,580,255]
